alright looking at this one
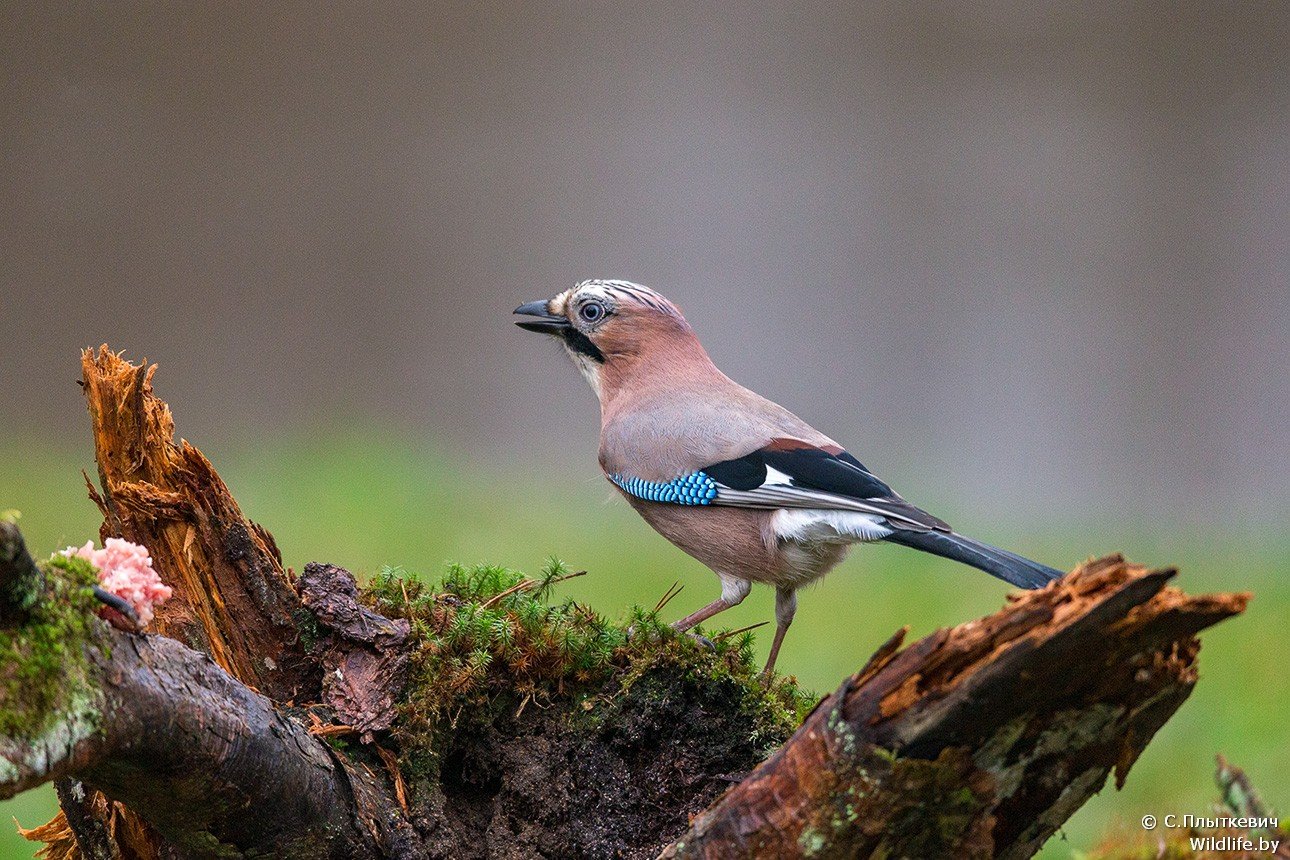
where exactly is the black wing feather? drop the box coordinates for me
[703,453,766,490]
[704,441,1061,589]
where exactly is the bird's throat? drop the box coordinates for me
[563,342,604,399]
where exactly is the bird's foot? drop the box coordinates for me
[624,623,710,648]
[685,631,716,651]
[668,616,717,650]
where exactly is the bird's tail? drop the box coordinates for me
[882,529,1064,589]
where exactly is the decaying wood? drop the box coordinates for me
[0,346,1252,859]
[299,561,411,740]
[661,557,1249,860]
[1,523,775,860]
[80,346,314,701]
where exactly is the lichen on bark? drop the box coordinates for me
[0,554,104,742]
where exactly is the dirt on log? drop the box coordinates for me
[0,347,1249,859]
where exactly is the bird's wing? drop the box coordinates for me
[609,437,950,532]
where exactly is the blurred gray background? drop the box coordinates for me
[3,1,1287,527]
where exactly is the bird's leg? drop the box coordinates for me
[672,574,750,633]
[760,586,797,683]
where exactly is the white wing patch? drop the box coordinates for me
[772,509,894,544]
[764,465,796,485]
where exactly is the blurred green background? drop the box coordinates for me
[2,2,1287,857]
[0,432,1284,857]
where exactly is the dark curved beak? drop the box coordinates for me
[513,300,570,334]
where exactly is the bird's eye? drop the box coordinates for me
[579,301,606,323]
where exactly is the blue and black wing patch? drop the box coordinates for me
[608,471,718,505]
[612,438,948,531]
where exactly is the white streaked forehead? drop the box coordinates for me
[564,279,680,316]
[549,281,614,315]
[570,279,617,305]
[576,278,649,294]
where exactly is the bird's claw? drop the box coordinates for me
[685,631,716,651]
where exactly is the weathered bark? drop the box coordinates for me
[298,562,411,741]
[44,347,329,858]
[0,346,1251,859]
[80,346,315,701]
[1,523,785,859]
[6,627,409,857]
[661,557,1249,859]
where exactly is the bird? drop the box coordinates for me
[514,279,1064,679]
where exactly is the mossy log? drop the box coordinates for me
[0,348,1249,859]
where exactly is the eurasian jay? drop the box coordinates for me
[515,279,1064,678]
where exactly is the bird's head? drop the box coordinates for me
[514,279,707,400]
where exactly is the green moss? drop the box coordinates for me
[180,830,243,859]
[901,765,983,845]
[798,827,829,855]
[0,553,103,739]
[293,606,322,654]
[362,559,814,779]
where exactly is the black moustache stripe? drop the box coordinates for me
[563,329,605,363]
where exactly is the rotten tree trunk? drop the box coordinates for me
[0,519,416,858]
[10,625,409,857]
[57,347,328,856]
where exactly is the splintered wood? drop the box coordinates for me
[80,346,314,701]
